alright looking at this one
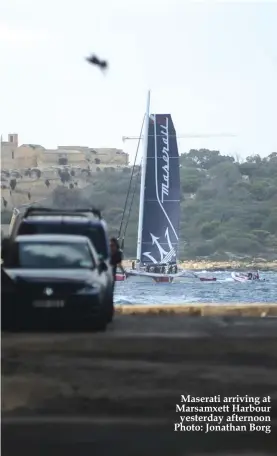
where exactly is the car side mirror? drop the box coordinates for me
[98,261,108,273]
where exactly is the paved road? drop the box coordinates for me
[2,420,276,456]
[2,315,277,456]
[2,313,277,339]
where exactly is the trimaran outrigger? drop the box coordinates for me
[116,91,216,283]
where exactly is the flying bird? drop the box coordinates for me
[86,54,108,71]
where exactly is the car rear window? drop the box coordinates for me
[18,221,108,260]
[18,241,95,269]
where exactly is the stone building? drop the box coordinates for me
[37,149,88,168]
[1,134,129,170]
[1,133,19,169]
[57,146,128,165]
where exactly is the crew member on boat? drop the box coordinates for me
[143,262,178,275]
[247,271,260,280]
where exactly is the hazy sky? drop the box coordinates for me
[1,0,276,162]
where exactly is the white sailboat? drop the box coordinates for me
[116,91,218,284]
[116,91,185,283]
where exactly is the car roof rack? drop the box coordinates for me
[24,207,102,219]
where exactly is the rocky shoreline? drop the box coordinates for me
[180,260,277,272]
[123,259,277,272]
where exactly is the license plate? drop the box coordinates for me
[32,300,65,308]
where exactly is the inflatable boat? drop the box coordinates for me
[231,272,261,282]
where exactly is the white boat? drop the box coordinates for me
[116,91,181,283]
[126,269,199,283]
[231,272,261,282]
[116,268,217,284]
[116,91,217,284]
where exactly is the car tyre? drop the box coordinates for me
[105,293,114,323]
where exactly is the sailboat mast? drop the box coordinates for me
[136,90,151,262]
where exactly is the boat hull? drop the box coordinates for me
[115,272,173,283]
[231,272,260,282]
[200,277,217,282]
[115,273,126,282]
[115,270,217,283]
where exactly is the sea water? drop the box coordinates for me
[114,271,277,305]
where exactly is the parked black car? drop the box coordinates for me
[7,206,115,322]
[2,234,110,331]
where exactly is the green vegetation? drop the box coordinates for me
[68,150,277,259]
[177,150,277,260]
[2,150,277,259]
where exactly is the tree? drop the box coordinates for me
[246,154,262,164]
[200,221,220,239]
[196,187,217,200]
[59,170,71,184]
[209,161,241,186]
[262,214,277,235]
[238,162,257,178]
[251,230,270,243]
[249,181,277,201]
[213,234,228,249]
[2,197,7,208]
[10,179,17,191]
[180,167,203,193]
[227,237,261,254]
[122,167,131,173]
[186,149,234,170]
[3,149,277,259]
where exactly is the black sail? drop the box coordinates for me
[140,114,180,264]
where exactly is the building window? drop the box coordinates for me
[12,151,14,159]
[58,157,68,165]
[95,158,101,164]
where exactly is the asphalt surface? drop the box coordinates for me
[2,420,277,456]
[2,315,277,456]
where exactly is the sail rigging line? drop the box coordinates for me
[118,114,145,245]
[121,159,141,244]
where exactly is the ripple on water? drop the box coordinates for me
[114,271,277,305]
